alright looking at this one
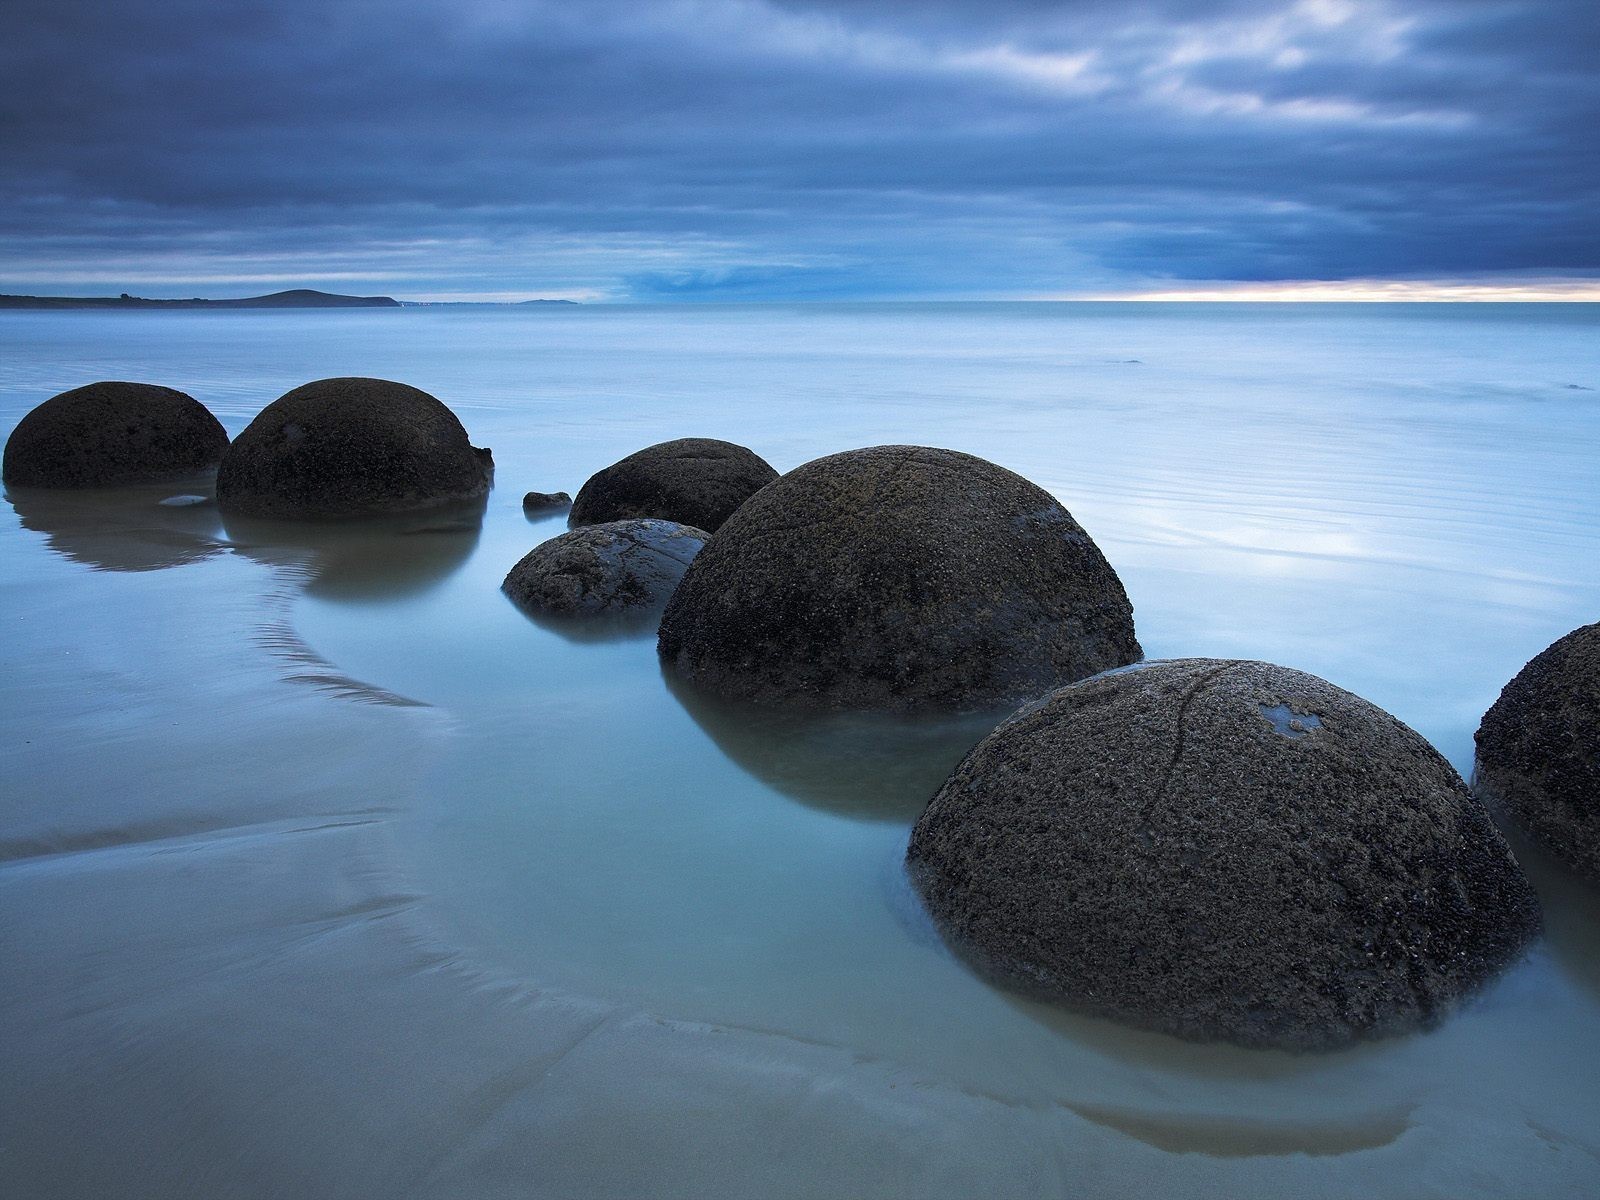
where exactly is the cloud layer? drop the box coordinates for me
[1,0,1595,299]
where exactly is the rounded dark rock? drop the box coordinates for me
[657,445,1141,712]
[503,518,708,618]
[907,659,1541,1050]
[523,490,572,511]
[216,377,492,519]
[3,381,228,488]
[570,437,776,532]
[1475,623,1600,884]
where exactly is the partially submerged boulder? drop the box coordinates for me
[216,377,491,518]
[658,445,1140,712]
[523,490,572,512]
[908,659,1541,1050]
[570,438,776,532]
[503,519,708,618]
[3,381,228,487]
[1476,623,1600,883]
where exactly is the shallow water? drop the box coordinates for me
[3,303,1599,1197]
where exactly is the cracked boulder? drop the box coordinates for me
[658,444,1140,712]
[216,377,493,518]
[1475,622,1600,883]
[503,518,709,618]
[570,437,776,532]
[907,659,1541,1050]
[3,381,229,488]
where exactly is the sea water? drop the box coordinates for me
[2,303,1598,1197]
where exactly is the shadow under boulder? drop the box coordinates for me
[664,667,1003,821]
[7,479,226,572]
[1475,622,1600,885]
[3,382,228,488]
[216,377,492,519]
[907,659,1542,1051]
[570,438,776,532]
[658,444,1140,712]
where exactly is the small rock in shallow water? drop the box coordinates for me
[1475,622,1600,884]
[503,519,708,618]
[907,658,1541,1050]
[523,490,572,511]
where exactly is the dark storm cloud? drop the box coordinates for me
[0,0,1594,298]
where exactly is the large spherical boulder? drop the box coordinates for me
[570,438,776,532]
[216,377,491,518]
[3,382,228,488]
[907,659,1541,1050]
[657,445,1140,712]
[1476,623,1600,883]
[503,519,708,618]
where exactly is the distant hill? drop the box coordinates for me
[0,289,401,310]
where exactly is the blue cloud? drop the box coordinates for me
[0,0,1594,299]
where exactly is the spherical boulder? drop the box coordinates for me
[657,445,1140,712]
[570,438,776,532]
[216,377,492,518]
[503,519,708,618]
[3,381,228,487]
[1475,623,1600,883]
[907,659,1541,1050]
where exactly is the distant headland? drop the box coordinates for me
[0,289,402,310]
[0,289,583,310]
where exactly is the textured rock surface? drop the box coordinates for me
[216,377,491,518]
[523,490,572,511]
[504,519,708,617]
[1476,623,1600,883]
[658,445,1140,712]
[570,438,776,531]
[908,659,1541,1050]
[3,381,228,487]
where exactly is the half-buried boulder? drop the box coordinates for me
[1475,623,1600,884]
[503,519,708,618]
[570,438,776,532]
[216,377,492,518]
[907,659,1541,1050]
[658,445,1140,712]
[3,381,228,487]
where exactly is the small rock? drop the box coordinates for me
[503,519,708,618]
[523,490,572,511]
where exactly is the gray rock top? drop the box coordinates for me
[658,444,1140,712]
[3,381,229,488]
[503,518,709,619]
[1476,622,1600,883]
[570,437,777,532]
[216,377,492,519]
[908,658,1541,1050]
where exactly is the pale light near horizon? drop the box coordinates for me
[1083,279,1600,302]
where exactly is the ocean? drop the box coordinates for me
[3,302,1598,1197]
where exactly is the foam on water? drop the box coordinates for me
[3,303,1599,1197]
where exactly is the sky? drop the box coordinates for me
[1,0,1596,301]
